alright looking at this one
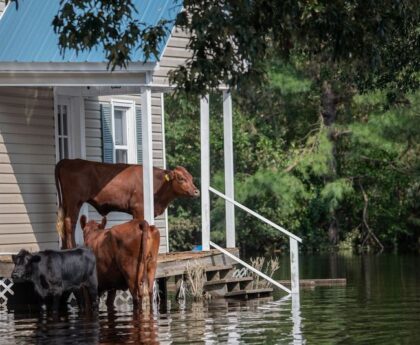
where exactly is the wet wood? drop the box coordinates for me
[278,278,346,287]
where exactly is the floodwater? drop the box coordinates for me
[1,253,419,344]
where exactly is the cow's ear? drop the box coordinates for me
[165,170,175,182]
[100,217,107,229]
[80,215,87,229]
[29,255,41,264]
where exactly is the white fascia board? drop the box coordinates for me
[0,61,158,72]
[0,71,148,86]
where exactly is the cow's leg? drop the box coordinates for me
[72,289,84,310]
[106,289,116,309]
[36,294,47,313]
[62,214,71,249]
[52,294,61,313]
[63,215,74,249]
[87,278,99,311]
[127,274,143,310]
[147,260,158,308]
[147,228,160,309]
[131,283,141,310]
[88,288,98,311]
[63,205,81,249]
[132,209,144,221]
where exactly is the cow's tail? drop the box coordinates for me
[55,161,65,241]
[139,220,150,299]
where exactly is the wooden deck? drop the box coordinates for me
[0,250,346,307]
[0,249,239,279]
[156,248,239,279]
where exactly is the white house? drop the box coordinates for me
[0,0,192,254]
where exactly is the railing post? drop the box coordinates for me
[291,293,303,343]
[141,83,154,225]
[200,95,210,251]
[290,237,300,294]
[223,90,235,248]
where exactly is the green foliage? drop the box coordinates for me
[168,215,200,252]
[52,0,419,94]
[295,128,333,178]
[167,60,420,254]
[320,179,353,214]
[337,94,420,249]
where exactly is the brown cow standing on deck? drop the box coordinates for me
[80,215,160,308]
[55,159,199,249]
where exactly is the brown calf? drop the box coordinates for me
[56,158,199,248]
[80,216,160,308]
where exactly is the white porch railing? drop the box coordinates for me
[199,92,302,295]
[208,186,302,294]
[209,241,292,294]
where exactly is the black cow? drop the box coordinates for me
[11,247,98,311]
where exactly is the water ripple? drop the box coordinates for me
[0,254,419,344]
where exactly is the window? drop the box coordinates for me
[113,107,129,163]
[57,102,70,160]
[111,100,136,164]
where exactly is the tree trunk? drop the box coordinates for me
[321,81,339,246]
[328,216,339,245]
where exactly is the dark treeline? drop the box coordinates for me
[165,60,419,255]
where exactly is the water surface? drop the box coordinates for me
[0,253,419,344]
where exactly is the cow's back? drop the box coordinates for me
[56,159,147,216]
[83,228,126,291]
[57,159,131,200]
[34,248,96,292]
[85,220,144,293]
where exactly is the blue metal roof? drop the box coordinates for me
[0,0,182,63]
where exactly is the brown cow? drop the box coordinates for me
[79,215,160,308]
[55,159,199,249]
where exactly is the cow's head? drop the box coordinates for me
[166,166,200,198]
[80,215,107,236]
[11,249,41,282]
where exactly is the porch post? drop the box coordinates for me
[290,237,300,293]
[200,95,210,251]
[141,83,154,224]
[223,90,236,248]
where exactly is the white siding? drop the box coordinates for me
[0,25,194,254]
[0,1,5,17]
[84,94,167,253]
[0,87,58,253]
[152,27,192,85]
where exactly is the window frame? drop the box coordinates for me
[111,99,137,164]
[56,97,72,160]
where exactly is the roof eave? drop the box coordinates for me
[0,61,161,86]
[0,61,158,73]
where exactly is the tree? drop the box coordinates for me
[52,0,419,94]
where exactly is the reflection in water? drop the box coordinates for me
[291,294,303,344]
[100,309,159,345]
[0,254,419,344]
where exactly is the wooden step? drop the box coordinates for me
[156,264,233,279]
[224,288,273,299]
[205,265,234,281]
[204,277,253,287]
[204,264,233,272]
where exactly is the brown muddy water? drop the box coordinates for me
[0,253,419,344]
